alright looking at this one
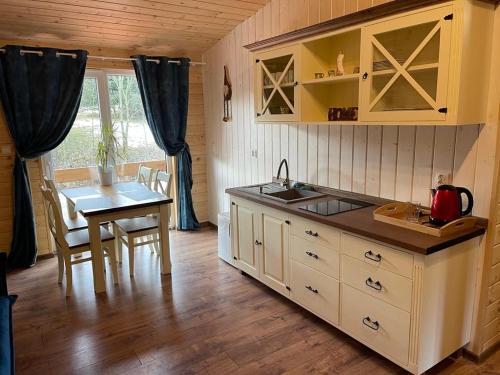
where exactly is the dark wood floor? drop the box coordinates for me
[7,228,500,374]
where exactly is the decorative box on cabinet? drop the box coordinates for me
[251,0,495,126]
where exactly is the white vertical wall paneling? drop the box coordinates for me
[297,125,308,182]
[307,125,318,185]
[272,125,281,173]
[265,125,273,181]
[365,125,382,196]
[352,126,368,193]
[288,124,298,181]
[412,126,436,205]
[432,126,456,188]
[317,125,329,187]
[454,125,480,196]
[379,126,398,199]
[340,125,354,190]
[203,0,483,223]
[281,124,289,166]
[395,126,416,202]
[328,125,341,189]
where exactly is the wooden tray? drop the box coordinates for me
[373,202,477,237]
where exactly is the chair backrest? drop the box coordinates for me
[137,164,155,189]
[41,186,68,249]
[155,171,172,197]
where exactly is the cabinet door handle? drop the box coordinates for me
[362,72,368,80]
[365,277,382,291]
[255,240,262,245]
[362,317,380,331]
[364,250,382,262]
[305,251,319,259]
[305,230,319,237]
[305,285,318,293]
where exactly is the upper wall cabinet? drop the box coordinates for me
[252,0,495,126]
[255,46,301,122]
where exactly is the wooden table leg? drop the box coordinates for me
[66,197,77,219]
[158,204,172,275]
[88,216,106,293]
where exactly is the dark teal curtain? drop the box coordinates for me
[0,46,87,268]
[132,56,200,230]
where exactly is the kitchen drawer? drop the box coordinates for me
[342,233,414,278]
[291,235,340,279]
[342,284,410,366]
[342,255,412,312]
[291,260,339,325]
[290,216,341,250]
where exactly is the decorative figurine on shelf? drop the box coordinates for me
[336,50,345,76]
[223,65,232,122]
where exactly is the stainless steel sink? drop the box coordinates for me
[264,188,326,204]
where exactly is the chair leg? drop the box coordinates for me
[105,242,119,285]
[64,255,73,297]
[113,223,123,264]
[128,235,135,277]
[152,233,160,255]
[56,246,64,284]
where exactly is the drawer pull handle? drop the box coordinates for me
[255,240,262,245]
[365,277,382,291]
[364,250,382,262]
[305,251,319,259]
[305,230,319,237]
[305,285,318,293]
[362,317,380,331]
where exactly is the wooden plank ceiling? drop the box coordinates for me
[0,0,270,55]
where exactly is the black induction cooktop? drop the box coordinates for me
[299,197,373,216]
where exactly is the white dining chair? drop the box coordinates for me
[41,186,119,296]
[113,171,172,276]
[43,176,88,232]
[137,164,156,189]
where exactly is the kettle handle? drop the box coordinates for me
[457,187,474,216]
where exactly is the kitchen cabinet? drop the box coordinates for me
[229,195,481,374]
[255,45,300,122]
[252,0,494,126]
[358,5,452,122]
[231,198,290,296]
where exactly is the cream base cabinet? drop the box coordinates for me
[230,197,290,296]
[229,197,480,374]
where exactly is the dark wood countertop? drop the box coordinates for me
[226,185,487,255]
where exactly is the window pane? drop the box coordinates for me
[107,74,164,164]
[52,77,101,169]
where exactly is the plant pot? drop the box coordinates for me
[98,165,114,186]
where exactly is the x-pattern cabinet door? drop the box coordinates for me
[255,45,301,122]
[359,5,453,122]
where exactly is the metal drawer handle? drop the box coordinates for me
[255,240,262,245]
[305,230,319,237]
[305,251,319,259]
[364,250,382,262]
[365,277,382,291]
[362,317,380,331]
[305,285,318,294]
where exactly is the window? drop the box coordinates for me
[52,70,165,185]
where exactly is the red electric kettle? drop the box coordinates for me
[430,184,474,225]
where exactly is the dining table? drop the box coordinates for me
[60,181,173,293]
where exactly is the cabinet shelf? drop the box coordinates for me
[372,63,439,77]
[302,73,360,85]
[263,82,296,89]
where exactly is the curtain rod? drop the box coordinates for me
[0,48,205,66]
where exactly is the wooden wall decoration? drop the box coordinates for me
[223,65,232,122]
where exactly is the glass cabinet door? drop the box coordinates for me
[359,6,452,122]
[255,46,300,121]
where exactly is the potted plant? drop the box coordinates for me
[96,123,120,186]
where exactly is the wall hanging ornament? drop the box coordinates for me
[223,65,232,122]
